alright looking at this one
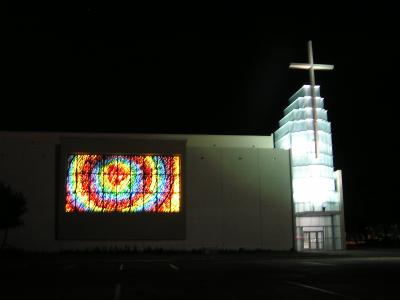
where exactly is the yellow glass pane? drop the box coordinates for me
[171,193,180,212]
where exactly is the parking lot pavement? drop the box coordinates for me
[1,249,400,299]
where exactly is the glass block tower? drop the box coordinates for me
[274,85,345,251]
[273,41,345,251]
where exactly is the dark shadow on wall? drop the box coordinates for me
[0,181,27,250]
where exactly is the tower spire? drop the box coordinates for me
[289,41,334,158]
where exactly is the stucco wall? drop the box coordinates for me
[0,132,293,251]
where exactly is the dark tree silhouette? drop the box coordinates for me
[0,182,27,249]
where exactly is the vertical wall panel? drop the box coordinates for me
[221,148,260,249]
[185,148,223,248]
[259,149,293,250]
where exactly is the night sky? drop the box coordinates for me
[4,3,399,230]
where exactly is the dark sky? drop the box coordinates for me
[4,3,399,228]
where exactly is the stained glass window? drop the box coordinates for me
[66,154,181,213]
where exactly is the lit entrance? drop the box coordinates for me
[303,231,324,250]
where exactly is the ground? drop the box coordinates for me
[1,249,400,299]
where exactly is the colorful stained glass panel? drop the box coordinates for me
[66,154,181,213]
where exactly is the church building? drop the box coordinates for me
[0,42,345,251]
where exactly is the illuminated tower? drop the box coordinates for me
[274,41,345,251]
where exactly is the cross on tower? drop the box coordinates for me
[289,41,334,158]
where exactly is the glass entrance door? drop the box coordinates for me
[303,231,324,250]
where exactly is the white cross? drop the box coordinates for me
[289,40,334,158]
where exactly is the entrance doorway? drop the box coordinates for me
[303,231,324,250]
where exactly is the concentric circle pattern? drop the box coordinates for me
[66,154,180,213]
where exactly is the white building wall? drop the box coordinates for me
[0,132,293,251]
